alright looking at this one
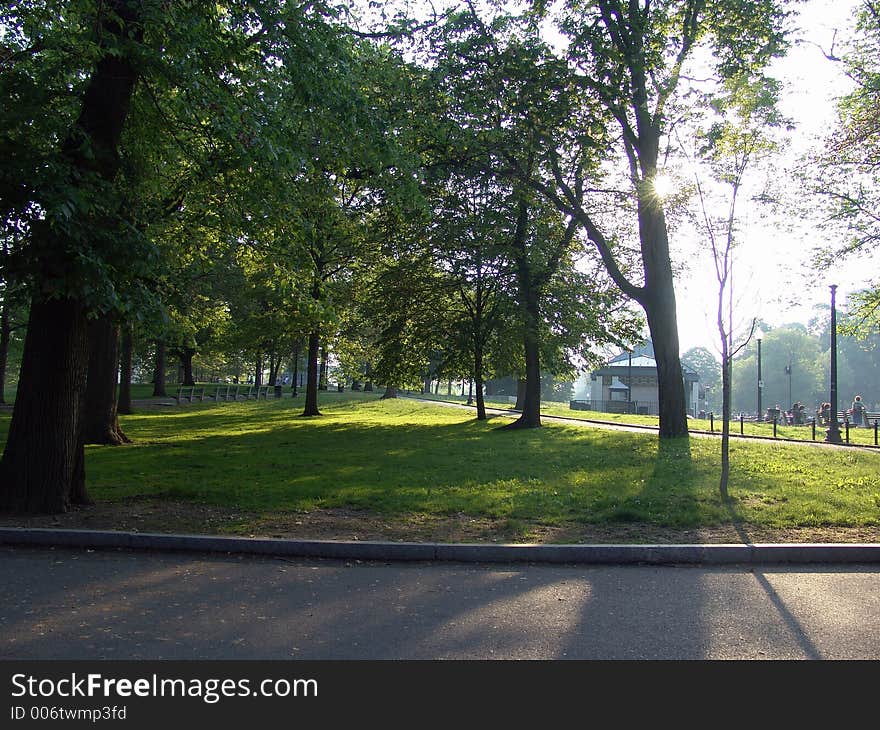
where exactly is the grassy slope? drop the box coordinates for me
[4,392,862,530]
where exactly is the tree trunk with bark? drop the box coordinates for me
[152,340,166,397]
[0,298,90,512]
[291,343,300,394]
[0,302,9,405]
[639,201,688,438]
[269,351,281,386]
[254,354,263,386]
[381,384,398,399]
[180,348,195,386]
[0,1,141,513]
[302,331,321,416]
[82,316,129,445]
[474,344,487,421]
[514,378,526,411]
[505,290,542,428]
[505,202,542,430]
[318,347,328,390]
[117,323,133,415]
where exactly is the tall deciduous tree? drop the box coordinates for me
[428,7,639,428]
[528,0,791,438]
[688,72,787,496]
[0,0,143,511]
[429,175,516,420]
[0,0,387,512]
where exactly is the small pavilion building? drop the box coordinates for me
[583,343,702,416]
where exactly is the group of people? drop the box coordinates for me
[762,396,873,427]
[814,395,872,427]
[765,402,807,425]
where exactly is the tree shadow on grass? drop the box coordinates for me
[83,407,675,524]
[602,436,703,526]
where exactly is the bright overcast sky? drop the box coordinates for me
[373,0,870,355]
[675,0,867,355]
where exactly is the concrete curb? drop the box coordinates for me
[2,528,880,565]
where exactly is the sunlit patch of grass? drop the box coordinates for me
[2,392,880,531]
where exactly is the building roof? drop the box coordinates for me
[608,354,657,368]
[593,347,700,383]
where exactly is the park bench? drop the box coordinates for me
[172,382,282,405]
[836,410,880,426]
[209,384,237,402]
[235,385,257,400]
[233,384,275,399]
[173,385,205,404]
[208,384,262,401]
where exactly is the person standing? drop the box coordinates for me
[851,395,866,427]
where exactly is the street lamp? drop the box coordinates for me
[785,359,792,409]
[825,284,843,444]
[756,327,764,421]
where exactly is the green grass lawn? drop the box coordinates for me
[0,392,857,532]
[1,392,878,534]
[411,394,880,448]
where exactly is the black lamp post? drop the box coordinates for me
[756,328,763,421]
[785,360,792,408]
[826,284,843,444]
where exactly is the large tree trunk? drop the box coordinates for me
[506,267,542,429]
[318,346,328,390]
[514,378,526,411]
[474,344,487,421]
[302,331,321,416]
[117,323,133,415]
[82,316,129,445]
[512,312,542,428]
[364,362,373,392]
[254,354,263,386]
[180,348,195,386]
[0,298,90,512]
[291,343,299,395]
[269,351,281,385]
[644,288,688,439]
[152,340,167,397]
[638,159,688,438]
[0,301,9,405]
[381,384,398,399]
[0,1,140,513]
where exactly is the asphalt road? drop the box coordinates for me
[2,546,880,660]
